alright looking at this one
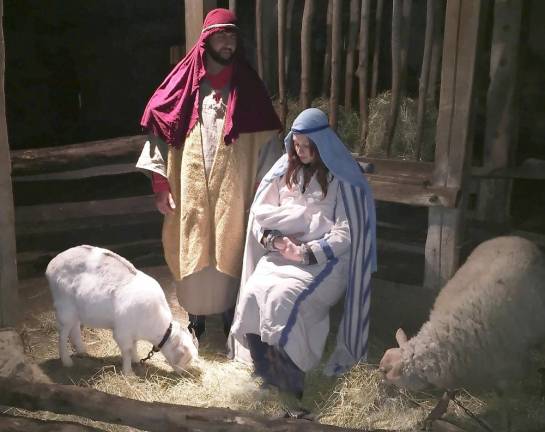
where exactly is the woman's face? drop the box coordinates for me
[293,133,315,164]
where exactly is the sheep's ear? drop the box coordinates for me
[395,328,408,347]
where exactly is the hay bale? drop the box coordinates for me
[364,91,436,161]
[274,96,436,159]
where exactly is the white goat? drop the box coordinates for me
[379,236,545,391]
[46,245,198,375]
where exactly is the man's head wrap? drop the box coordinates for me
[140,8,281,148]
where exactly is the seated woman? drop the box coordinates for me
[229,108,377,398]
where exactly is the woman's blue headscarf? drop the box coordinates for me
[263,108,377,374]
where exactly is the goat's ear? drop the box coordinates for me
[395,328,408,347]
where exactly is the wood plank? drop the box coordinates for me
[15,211,160,235]
[367,178,459,207]
[15,195,156,224]
[11,135,146,175]
[13,163,139,182]
[357,156,434,179]
[0,0,19,327]
[0,377,374,432]
[472,159,545,180]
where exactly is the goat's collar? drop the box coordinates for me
[140,323,173,365]
[153,322,173,352]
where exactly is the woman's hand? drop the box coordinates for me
[155,191,176,215]
[274,237,303,262]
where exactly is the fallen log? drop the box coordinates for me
[0,413,105,432]
[0,377,388,432]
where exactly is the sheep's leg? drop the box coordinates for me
[58,324,74,367]
[131,341,140,363]
[113,331,134,375]
[69,322,88,355]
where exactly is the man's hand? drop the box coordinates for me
[274,236,303,262]
[155,191,176,215]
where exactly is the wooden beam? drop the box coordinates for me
[476,0,522,223]
[15,195,156,224]
[424,0,482,290]
[0,377,372,432]
[185,0,218,53]
[13,163,138,182]
[11,135,146,175]
[366,177,459,208]
[472,159,545,180]
[0,0,19,326]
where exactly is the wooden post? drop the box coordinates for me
[415,0,435,159]
[300,0,315,108]
[357,0,371,150]
[329,0,342,129]
[278,0,288,129]
[185,0,218,53]
[322,0,333,97]
[344,0,360,112]
[256,0,264,79]
[424,0,482,291]
[427,0,445,105]
[285,0,296,80]
[476,0,522,224]
[0,0,19,327]
[370,0,384,98]
[382,0,402,156]
[263,0,278,95]
[229,0,236,13]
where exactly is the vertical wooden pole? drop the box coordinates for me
[0,0,19,326]
[229,0,236,13]
[256,0,264,79]
[358,0,371,151]
[344,0,361,112]
[370,0,384,98]
[329,0,342,129]
[427,0,445,105]
[476,0,522,224]
[185,0,217,53]
[285,0,296,81]
[382,0,402,156]
[424,0,482,291]
[399,0,412,91]
[263,1,278,95]
[300,0,315,108]
[278,0,288,129]
[415,0,434,159]
[322,0,333,97]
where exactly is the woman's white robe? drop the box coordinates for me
[230,173,350,372]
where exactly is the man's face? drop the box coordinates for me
[206,30,238,65]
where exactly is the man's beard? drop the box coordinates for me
[205,44,235,66]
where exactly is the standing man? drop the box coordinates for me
[137,9,282,340]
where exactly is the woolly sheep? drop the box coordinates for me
[46,245,198,375]
[379,236,545,391]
